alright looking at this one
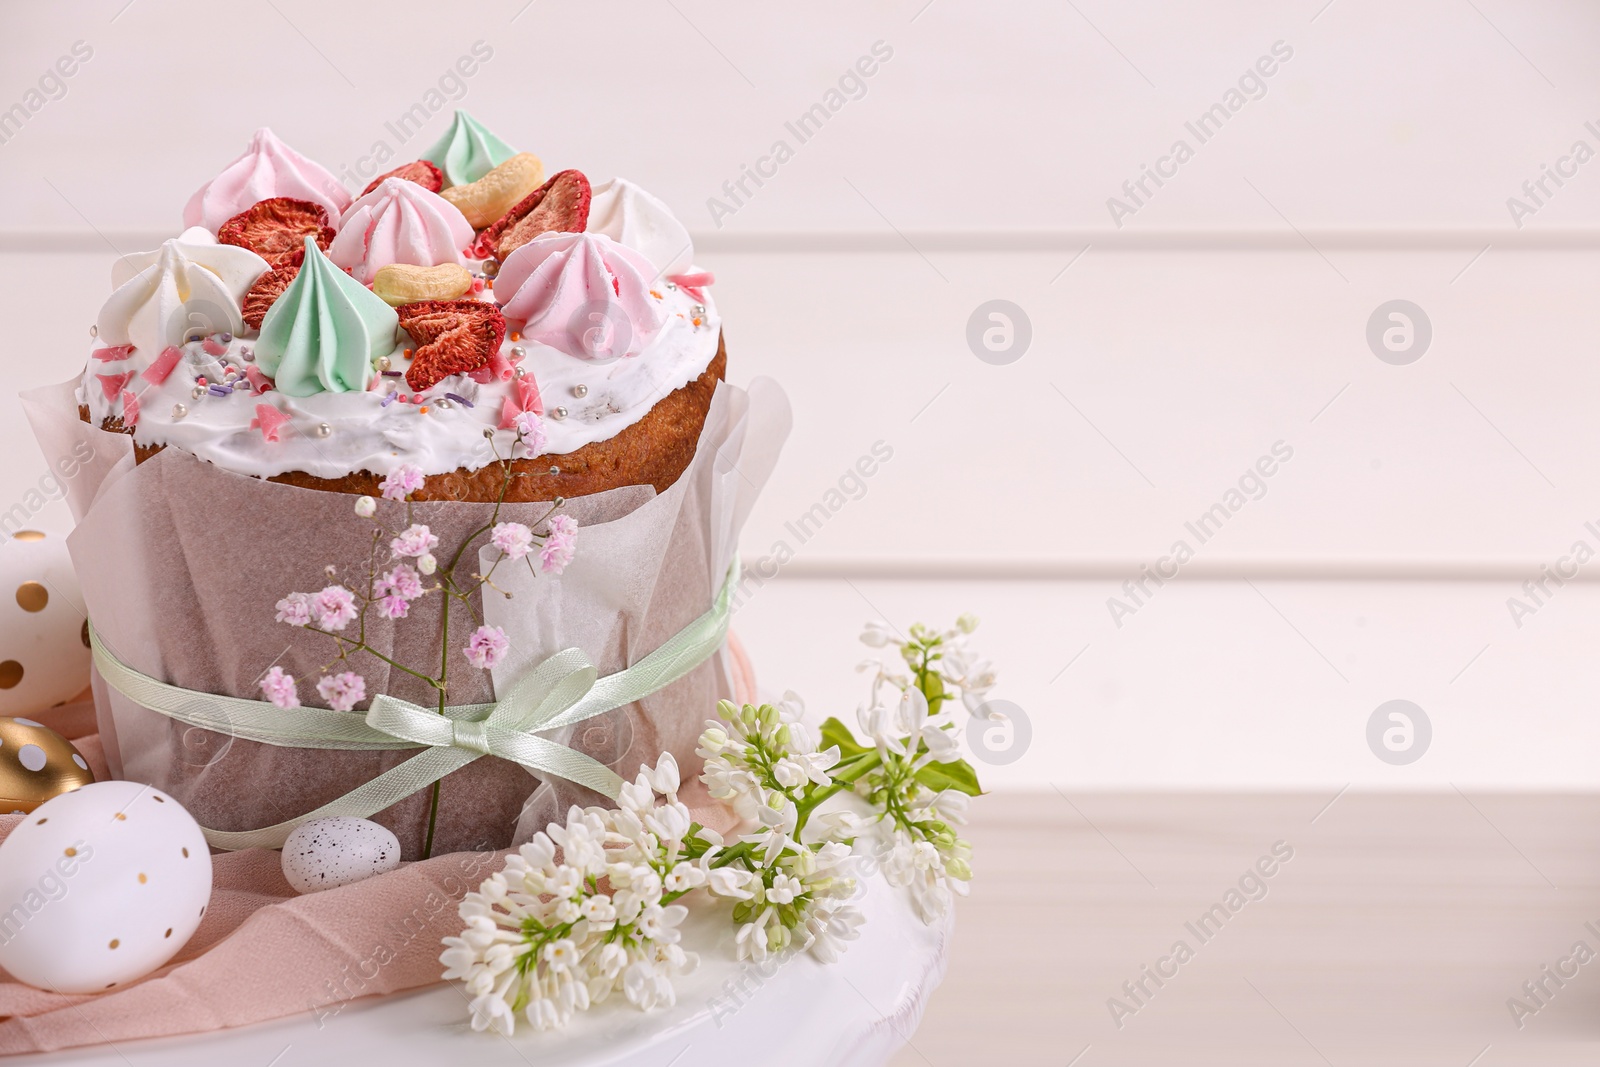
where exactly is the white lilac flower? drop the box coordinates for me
[774,689,806,721]
[843,615,989,926]
[940,644,998,715]
[438,753,701,1035]
[705,866,755,900]
[859,620,896,647]
[806,902,865,964]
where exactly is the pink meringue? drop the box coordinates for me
[494,232,666,362]
[329,177,474,285]
[184,128,351,233]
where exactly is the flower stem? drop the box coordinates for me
[795,752,881,830]
[421,569,454,860]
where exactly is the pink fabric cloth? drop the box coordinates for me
[0,645,756,1056]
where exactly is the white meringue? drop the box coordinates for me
[586,178,694,277]
[112,226,269,295]
[329,177,475,285]
[96,239,264,355]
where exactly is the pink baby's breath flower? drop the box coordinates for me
[376,594,411,620]
[377,563,424,601]
[390,524,440,559]
[379,464,424,501]
[315,671,367,712]
[514,410,547,454]
[275,592,312,627]
[260,666,300,709]
[539,514,578,575]
[491,521,535,560]
[463,624,510,670]
[310,585,359,631]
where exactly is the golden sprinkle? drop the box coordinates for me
[12,531,44,542]
[64,847,76,857]
[137,873,147,884]
[108,939,120,950]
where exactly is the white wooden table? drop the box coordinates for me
[899,791,1600,1066]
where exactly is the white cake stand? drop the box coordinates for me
[15,870,950,1067]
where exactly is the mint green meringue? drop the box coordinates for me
[255,238,396,396]
[423,110,517,186]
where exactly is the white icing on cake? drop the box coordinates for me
[81,152,720,483]
[79,279,719,480]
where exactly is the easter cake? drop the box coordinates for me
[78,114,724,501]
[44,112,767,862]
[8,108,971,1065]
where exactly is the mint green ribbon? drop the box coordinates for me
[89,559,738,851]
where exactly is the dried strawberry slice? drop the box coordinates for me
[218,197,335,269]
[241,248,305,330]
[397,299,507,392]
[479,170,592,260]
[360,159,445,197]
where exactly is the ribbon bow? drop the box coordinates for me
[90,558,738,851]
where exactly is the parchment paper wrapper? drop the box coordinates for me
[22,377,790,858]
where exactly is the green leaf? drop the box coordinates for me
[820,717,870,759]
[915,757,984,797]
[919,671,947,714]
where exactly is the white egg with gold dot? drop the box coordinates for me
[0,529,91,715]
[0,780,212,993]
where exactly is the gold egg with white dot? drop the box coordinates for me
[0,716,93,812]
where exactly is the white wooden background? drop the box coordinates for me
[2,0,1599,788]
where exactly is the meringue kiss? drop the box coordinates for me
[495,232,666,362]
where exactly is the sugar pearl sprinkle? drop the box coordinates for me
[572,384,588,399]
[314,422,332,438]
[552,407,568,420]
[171,403,186,419]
